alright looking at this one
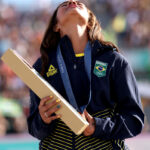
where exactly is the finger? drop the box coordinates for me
[83,126,94,136]
[84,110,92,118]
[84,110,92,121]
[50,115,61,121]
[39,96,53,107]
[40,98,61,113]
[46,104,61,117]
[47,99,61,108]
[44,112,48,118]
[44,99,61,113]
[39,99,61,120]
[83,130,90,136]
[42,114,61,124]
[80,112,86,120]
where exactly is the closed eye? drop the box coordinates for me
[60,1,83,8]
[61,4,67,7]
[77,2,82,5]
[60,2,68,7]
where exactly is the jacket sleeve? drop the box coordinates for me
[27,58,56,140]
[92,55,144,140]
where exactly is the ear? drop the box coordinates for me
[53,24,60,32]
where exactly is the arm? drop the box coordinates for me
[92,57,144,140]
[27,90,56,140]
[27,58,57,140]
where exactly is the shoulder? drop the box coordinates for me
[33,50,57,73]
[97,49,129,68]
[94,40,129,67]
[97,48,132,76]
[32,57,42,73]
[110,51,129,68]
[106,51,134,77]
[99,46,129,68]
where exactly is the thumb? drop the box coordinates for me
[84,109,92,122]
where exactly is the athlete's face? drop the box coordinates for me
[56,0,89,26]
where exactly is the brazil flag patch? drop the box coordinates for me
[93,61,108,77]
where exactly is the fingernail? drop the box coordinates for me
[49,96,53,99]
[57,105,61,108]
[46,100,51,104]
[56,99,60,103]
[57,115,61,118]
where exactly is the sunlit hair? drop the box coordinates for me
[40,2,119,76]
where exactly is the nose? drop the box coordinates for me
[68,0,77,5]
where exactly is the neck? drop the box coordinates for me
[60,22,88,54]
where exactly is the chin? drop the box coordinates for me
[64,9,89,22]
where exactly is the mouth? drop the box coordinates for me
[69,4,78,8]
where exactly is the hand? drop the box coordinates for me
[38,96,61,124]
[82,110,95,136]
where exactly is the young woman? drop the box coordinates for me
[27,0,144,149]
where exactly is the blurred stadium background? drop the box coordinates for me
[0,0,150,149]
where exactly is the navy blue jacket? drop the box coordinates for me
[27,36,144,141]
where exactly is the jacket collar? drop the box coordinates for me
[59,35,114,59]
[59,35,77,63]
[91,40,115,56]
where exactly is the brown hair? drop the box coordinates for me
[40,3,119,76]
